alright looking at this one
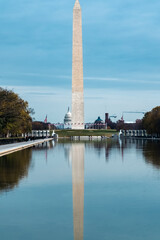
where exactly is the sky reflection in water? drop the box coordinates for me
[0,139,160,240]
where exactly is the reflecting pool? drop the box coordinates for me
[0,139,160,240]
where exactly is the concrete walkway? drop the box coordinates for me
[0,138,53,157]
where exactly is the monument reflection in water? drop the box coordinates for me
[71,143,84,240]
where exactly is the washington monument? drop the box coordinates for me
[72,0,84,129]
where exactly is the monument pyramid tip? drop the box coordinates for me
[74,0,81,9]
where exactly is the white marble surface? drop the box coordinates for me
[0,139,53,157]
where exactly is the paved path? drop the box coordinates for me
[0,138,53,157]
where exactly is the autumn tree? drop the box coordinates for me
[116,120,125,131]
[32,121,49,130]
[142,106,160,136]
[0,88,33,137]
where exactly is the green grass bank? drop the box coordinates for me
[55,129,118,138]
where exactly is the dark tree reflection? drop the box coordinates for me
[143,141,160,169]
[0,149,32,193]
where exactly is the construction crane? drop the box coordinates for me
[122,111,146,115]
[110,114,117,119]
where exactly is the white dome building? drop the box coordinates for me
[64,107,72,129]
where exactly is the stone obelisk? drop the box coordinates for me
[72,0,84,129]
[72,143,84,240]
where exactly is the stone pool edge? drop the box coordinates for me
[0,138,53,157]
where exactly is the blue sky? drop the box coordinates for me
[0,0,160,122]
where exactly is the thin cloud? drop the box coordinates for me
[85,76,160,85]
[28,92,57,96]
[85,96,104,100]
[2,72,160,85]
[85,77,119,81]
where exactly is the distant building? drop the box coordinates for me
[64,107,72,129]
[94,116,106,129]
[105,113,116,129]
[105,113,109,124]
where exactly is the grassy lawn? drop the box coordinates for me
[55,129,118,137]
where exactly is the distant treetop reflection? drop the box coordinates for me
[58,139,160,169]
[91,139,121,161]
[0,149,32,193]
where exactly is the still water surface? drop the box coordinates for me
[0,139,160,240]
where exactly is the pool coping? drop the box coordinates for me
[0,138,53,157]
